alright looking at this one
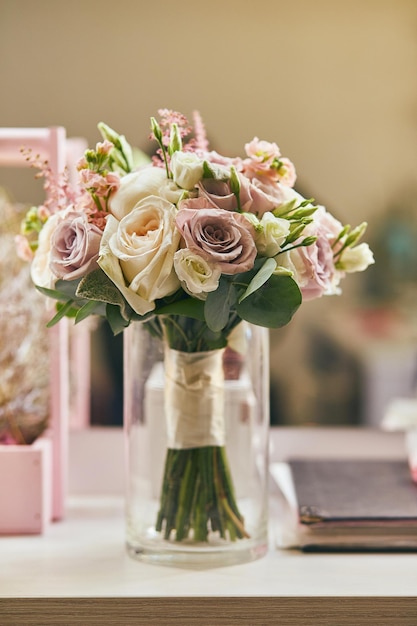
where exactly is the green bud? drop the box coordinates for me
[229,165,242,211]
[333,224,350,247]
[98,122,120,145]
[285,222,307,244]
[301,236,317,247]
[298,198,316,207]
[290,207,318,220]
[272,198,297,217]
[344,221,368,248]
[229,166,240,196]
[168,123,182,156]
[150,117,163,143]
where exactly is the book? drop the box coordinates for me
[271,459,417,551]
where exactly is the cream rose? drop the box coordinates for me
[98,195,181,315]
[173,248,221,297]
[109,166,184,220]
[170,151,204,190]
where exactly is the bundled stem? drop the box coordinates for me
[155,446,249,542]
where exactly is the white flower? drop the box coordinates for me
[98,195,181,315]
[109,166,184,220]
[30,212,61,288]
[174,248,221,298]
[255,212,290,257]
[170,151,204,191]
[338,243,375,273]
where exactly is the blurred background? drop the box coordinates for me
[1,0,417,428]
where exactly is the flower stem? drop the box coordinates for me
[155,445,250,542]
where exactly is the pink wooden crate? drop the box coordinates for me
[0,438,52,534]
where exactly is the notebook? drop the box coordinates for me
[271,459,417,551]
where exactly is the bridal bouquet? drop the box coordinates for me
[18,109,374,542]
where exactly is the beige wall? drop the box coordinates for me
[1,0,416,227]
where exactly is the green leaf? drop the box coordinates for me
[236,274,301,328]
[204,277,236,332]
[36,278,81,302]
[76,268,133,321]
[75,300,102,324]
[46,300,76,328]
[106,303,130,335]
[155,297,205,321]
[238,257,277,303]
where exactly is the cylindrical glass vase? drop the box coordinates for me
[124,320,269,567]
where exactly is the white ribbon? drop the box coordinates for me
[164,348,226,449]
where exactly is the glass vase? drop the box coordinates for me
[123,320,269,567]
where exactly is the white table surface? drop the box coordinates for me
[1,427,417,625]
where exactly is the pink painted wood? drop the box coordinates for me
[0,127,89,520]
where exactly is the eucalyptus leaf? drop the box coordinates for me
[75,300,103,324]
[238,257,277,303]
[155,297,205,321]
[204,277,236,332]
[236,274,301,328]
[46,299,76,328]
[36,278,80,302]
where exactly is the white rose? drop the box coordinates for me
[338,243,375,273]
[98,195,181,315]
[170,151,204,190]
[173,249,221,298]
[109,166,184,220]
[30,212,61,288]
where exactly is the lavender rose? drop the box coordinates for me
[175,208,257,275]
[49,211,103,281]
[198,172,276,217]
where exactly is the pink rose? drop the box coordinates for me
[175,208,257,275]
[198,173,277,217]
[49,210,103,281]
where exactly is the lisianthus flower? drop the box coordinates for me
[98,195,181,315]
[337,243,375,273]
[173,248,221,297]
[170,151,204,190]
[245,211,291,257]
[279,206,344,300]
[175,207,256,275]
